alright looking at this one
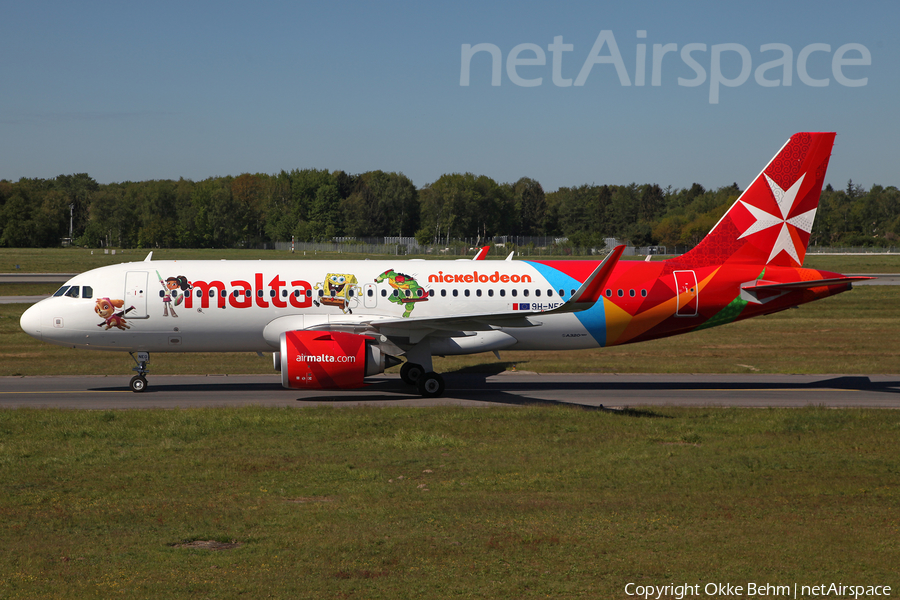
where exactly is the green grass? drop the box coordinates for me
[3,286,898,377]
[0,406,897,599]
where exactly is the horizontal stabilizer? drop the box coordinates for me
[742,276,874,293]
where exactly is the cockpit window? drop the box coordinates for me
[82,286,93,299]
[53,286,70,297]
[64,286,80,298]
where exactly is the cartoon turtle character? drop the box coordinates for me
[375,269,428,318]
[313,273,358,314]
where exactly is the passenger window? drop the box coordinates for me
[441,289,446,297]
[246,290,252,298]
[511,289,517,297]
[428,289,434,297]
[570,289,576,296]
[617,290,624,297]
[221,289,227,297]
[82,286,93,299]
[476,289,482,297]
[305,290,312,298]
[464,289,470,297]
[209,290,215,298]
[500,289,505,297]
[367,289,373,297]
[629,289,635,297]
[257,290,264,297]
[159,290,165,298]
[605,289,611,297]
[282,289,288,297]
[381,289,387,297]
[53,286,70,297]
[452,289,458,297]
[535,289,541,297]
[641,290,647,297]
[488,289,494,297]
[196,290,202,298]
[523,289,529,298]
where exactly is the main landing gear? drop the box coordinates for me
[129,351,150,393]
[400,362,445,398]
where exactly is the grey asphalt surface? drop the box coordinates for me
[1,373,898,410]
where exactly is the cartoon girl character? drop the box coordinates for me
[163,275,192,317]
[95,298,134,330]
[156,271,191,317]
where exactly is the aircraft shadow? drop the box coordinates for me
[87,374,900,415]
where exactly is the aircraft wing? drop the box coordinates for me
[311,246,625,342]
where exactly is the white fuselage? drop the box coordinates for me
[20,259,602,355]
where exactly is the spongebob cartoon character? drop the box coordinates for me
[313,273,358,314]
[375,269,428,318]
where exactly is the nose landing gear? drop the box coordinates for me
[129,351,150,393]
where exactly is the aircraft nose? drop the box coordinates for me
[19,302,42,341]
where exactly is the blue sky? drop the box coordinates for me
[1,1,897,192]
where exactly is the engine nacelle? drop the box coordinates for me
[279,330,398,389]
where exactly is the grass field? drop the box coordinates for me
[1,406,897,599]
[2,248,898,599]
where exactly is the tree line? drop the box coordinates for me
[1,170,897,250]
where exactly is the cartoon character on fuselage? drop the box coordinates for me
[94,298,133,330]
[375,269,428,318]
[313,273,358,314]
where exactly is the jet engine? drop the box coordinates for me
[278,330,400,390]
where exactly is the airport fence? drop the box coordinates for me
[271,240,697,258]
[807,246,899,255]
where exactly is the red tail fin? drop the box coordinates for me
[673,132,836,269]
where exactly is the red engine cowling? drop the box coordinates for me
[279,330,396,390]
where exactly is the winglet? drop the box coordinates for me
[473,246,490,260]
[549,245,625,314]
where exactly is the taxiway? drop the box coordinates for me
[1,373,897,410]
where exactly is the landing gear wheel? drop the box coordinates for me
[400,362,424,386]
[417,372,445,398]
[130,375,148,393]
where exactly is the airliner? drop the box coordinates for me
[19,132,870,396]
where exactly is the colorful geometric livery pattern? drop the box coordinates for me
[668,132,835,270]
[530,133,849,349]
